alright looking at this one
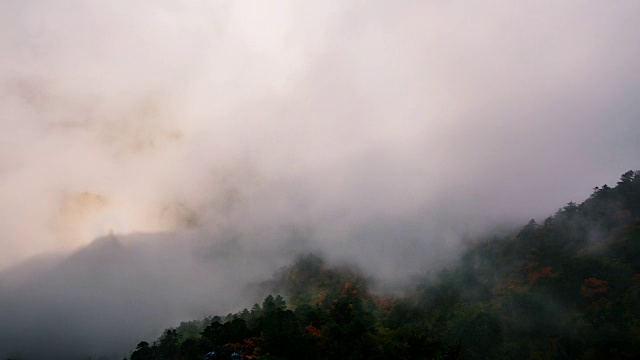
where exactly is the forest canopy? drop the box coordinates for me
[124,170,640,360]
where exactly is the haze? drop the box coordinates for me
[1,1,639,358]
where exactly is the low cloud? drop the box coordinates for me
[1,1,639,358]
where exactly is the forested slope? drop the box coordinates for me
[126,170,640,360]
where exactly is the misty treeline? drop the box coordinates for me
[115,170,639,359]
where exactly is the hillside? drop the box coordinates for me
[124,170,640,360]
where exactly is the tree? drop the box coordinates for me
[158,329,181,360]
[130,341,152,360]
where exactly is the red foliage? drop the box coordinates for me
[527,266,554,282]
[305,324,321,336]
[581,278,608,297]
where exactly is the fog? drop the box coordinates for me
[1,1,640,358]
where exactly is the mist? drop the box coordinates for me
[1,1,640,358]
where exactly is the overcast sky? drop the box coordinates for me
[1,0,639,273]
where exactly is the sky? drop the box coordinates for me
[1,1,640,358]
[1,0,640,274]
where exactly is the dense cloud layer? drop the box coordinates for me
[1,1,640,358]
